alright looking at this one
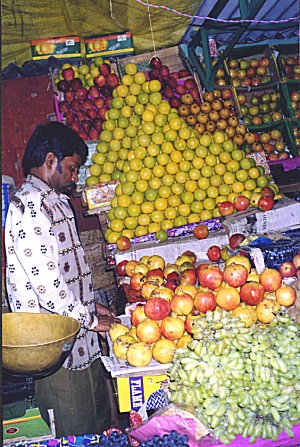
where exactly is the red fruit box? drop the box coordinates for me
[84,31,134,59]
[31,36,81,60]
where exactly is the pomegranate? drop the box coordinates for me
[126,342,152,367]
[152,339,177,364]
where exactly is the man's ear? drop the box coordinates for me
[45,152,57,170]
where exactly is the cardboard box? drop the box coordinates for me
[114,230,229,265]
[31,36,81,60]
[84,31,134,59]
[116,374,168,413]
[222,197,300,236]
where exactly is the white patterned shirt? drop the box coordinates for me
[5,174,101,370]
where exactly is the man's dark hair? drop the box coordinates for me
[22,122,88,176]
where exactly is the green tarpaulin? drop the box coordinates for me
[2,0,200,68]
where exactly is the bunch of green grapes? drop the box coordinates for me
[168,308,300,444]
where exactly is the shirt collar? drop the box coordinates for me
[27,174,70,202]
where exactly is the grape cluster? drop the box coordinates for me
[168,308,300,444]
[139,430,189,447]
[96,430,189,446]
[97,431,132,446]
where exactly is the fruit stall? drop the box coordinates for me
[2,0,300,446]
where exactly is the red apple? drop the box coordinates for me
[94,75,106,87]
[81,120,92,134]
[178,69,190,78]
[70,121,81,133]
[76,110,87,122]
[207,245,221,262]
[275,285,296,307]
[101,85,113,98]
[229,233,246,250]
[167,271,180,282]
[70,78,83,92]
[78,131,88,140]
[99,63,111,76]
[89,86,101,98]
[240,281,265,305]
[259,268,282,292]
[117,260,128,276]
[76,88,88,101]
[169,97,181,109]
[106,73,119,87]
[149,57,162,69]
[116,236,131,251]
[159,65,170,78]
[71,99,82,111]
[58,101,70,115]
[94,97,105,109]
[198,265,223,291]
[57,80,70,92]
[218,201,235,216]
[88,128,99,141]
[144,297,171,320]
[93,118,103,131]
[82,98,94,109]
[234,195,250,211]
[170,293,194,316]
[258,196,275,211]
[175,84,186,95]
[65,111,75,124]
[223,262,249,288]
[148,69,160,80]
[194,290,217,313]
[98,107,108,120]
[193,224,209,240]
[279,261,297,278]
[87,108,98,120]
[62,67,75,81]
[65,91,75,102]
[163,87,174,99]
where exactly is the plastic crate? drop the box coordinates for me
[223,44,281,89]
[236,82,288,127]
[279,81,300,120]
[247,120,298,160]
[271,43,300,82]
[116,46,190,77]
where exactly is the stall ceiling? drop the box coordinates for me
[2,0,299,70]
[181,0,299,48]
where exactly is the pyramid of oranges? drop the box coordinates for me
[86,63,275,244]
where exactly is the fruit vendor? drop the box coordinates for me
[4,122,120,437]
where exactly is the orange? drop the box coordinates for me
[149,80,161,92]
[178,204,191,217]
[168,195,181,207]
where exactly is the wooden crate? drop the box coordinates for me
[116,45,190,77]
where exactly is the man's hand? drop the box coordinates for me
[93,304,120,336]
[96,302,118,318]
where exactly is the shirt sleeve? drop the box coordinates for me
[7,197,96,329]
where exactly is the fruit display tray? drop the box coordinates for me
[102,315,171,378]
[223,44,281,88]
[271,42,299,82]
[247,120,298,159]
[116,45,189,78]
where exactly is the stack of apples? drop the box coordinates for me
[181,89,246,145]
[112,249,297,366]
[55,58,119,141]
[227,56,271,88]
[281,56,300,80]
[243,128,290,161]
[237,90,283,127]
